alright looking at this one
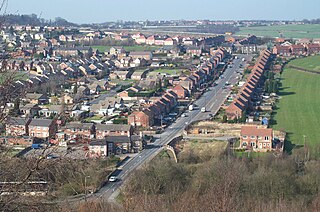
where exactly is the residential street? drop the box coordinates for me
[89,54,252,202]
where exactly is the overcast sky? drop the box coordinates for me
[5,0,320,24]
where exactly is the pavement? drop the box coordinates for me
[87,54,253,202]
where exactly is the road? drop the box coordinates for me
[90,54,252,202]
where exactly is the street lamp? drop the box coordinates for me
[84,175,91,202]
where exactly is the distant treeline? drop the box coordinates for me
[0,14,78,26]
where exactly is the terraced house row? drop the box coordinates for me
[128,48,226,128]
[226,50,272,120]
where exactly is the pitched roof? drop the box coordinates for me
[6,117,30,126]
[95,124,132,132]
[241,126,272,137]
[29,118,53,127]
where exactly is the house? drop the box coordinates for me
[240,126,273,151]
[20,104,42,117]
[38,105,63,118]
[291,44,305,55]
[110,46,126,55]
[172,84,189,99]
[272,45,291,56]
[114,70,133,80]
[89,140,108,157]
[128,109,154,128]
[25,93,49,105]
[95,124,133,139]
[117,86,142,99]
[28,118,57,139]
[154,38,165,46]
[186,47,202,56]
[93,97,124,112]
[6,117,31,136]
[225,101,245,120]
[305,43,320,54]
[88,83,102,94]
[146,36,155,45]
[106,136,132,154]
[131,70,148,80]
[135,35,146,44]
[226,50,271,120]
[63,122,95,140]
[129,51,153,60]
[183,39,196,46]
[164,37,175,46]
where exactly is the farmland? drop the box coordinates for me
[289,55,320,72]
[236,24,320,39]
[272,56,320,152]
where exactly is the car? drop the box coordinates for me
[109,176,117,182]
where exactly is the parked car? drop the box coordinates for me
[109,176,117,182]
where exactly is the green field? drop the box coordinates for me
[272,56,320,152]
[236,24,320,39]
[91,45,160,52]
[289,55,320,72]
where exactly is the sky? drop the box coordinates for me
[4,0,320,24]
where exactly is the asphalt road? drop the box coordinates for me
[90,54,252,202]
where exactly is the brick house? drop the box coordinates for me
[129,51,153,60]
[272,45,291,56]
[305,43,320,54]
[290,44,305,55]
[240,126,273,151]
[89,140,108,157]
[135,35,146,44]
[146,36,155,45]
[63,122,95,140]
[128,109,154,128]
[172,84,189,99]
[95,124,133,139]
[6,117,31,136]
[164,37,175,46]
[226,101,245,119]
[28,119,57,139]
[226,50,271,120]
[186,47,203,56]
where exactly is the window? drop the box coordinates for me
[243,136,247,139]
[242,142,247,146]
[263,143,266,147]
[265,136,269,141]
[251,136,255,139]
[250,142,255,147]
